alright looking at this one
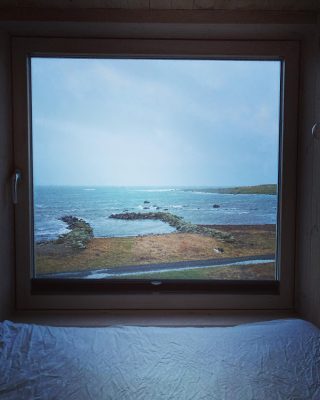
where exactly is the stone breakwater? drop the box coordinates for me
[56,216,94,249]
[109,212,234,242]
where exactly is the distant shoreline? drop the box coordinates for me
[182,184,277,195]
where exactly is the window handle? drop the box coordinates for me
[312,123,320,140]
[12,169,22,205]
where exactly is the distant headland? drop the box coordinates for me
[182,184,277,195]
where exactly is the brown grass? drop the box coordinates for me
[35,224,276,275]
[201,262,275,280]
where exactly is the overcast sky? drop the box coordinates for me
[31,57,280,187]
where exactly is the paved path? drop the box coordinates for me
[39,254,275,279]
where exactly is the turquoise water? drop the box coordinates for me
[34,186,277,242]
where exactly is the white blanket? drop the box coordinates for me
[0,319,319,399]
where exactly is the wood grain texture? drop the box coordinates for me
[0,8,316,24]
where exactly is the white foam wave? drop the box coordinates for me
[135,189,175,193]
[189,191,216,195]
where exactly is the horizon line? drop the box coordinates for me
[33,183,277,188]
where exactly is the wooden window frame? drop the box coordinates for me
[11,37,299,310]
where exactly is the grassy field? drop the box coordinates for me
[35,224,276,279]
[115,262,275,280]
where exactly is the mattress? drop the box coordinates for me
[0,319,319,400]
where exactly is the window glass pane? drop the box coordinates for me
[31,58,280,281]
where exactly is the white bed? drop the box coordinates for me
[0,319,319,399]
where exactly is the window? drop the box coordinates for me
[12,38,299,310]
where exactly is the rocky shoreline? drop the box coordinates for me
[109,211,234,242]
[55,216,94,249]
[38,211,237,250]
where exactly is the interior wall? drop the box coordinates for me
[0,9,319,322]
[0,30,14,321]
[296,18,320,327]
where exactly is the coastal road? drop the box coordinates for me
[40,254,275,279]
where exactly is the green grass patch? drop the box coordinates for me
[115,262,275,280]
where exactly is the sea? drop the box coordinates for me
[34,186,277,242]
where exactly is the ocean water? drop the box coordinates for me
[34,186,277,242]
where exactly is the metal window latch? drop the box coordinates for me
[151,280,162,286]
[312,123,320,140]
[11,169,22,205]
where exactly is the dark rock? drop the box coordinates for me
[56,216,94,249]
[144,200,150,204]
[213,204,220,208]
[109,211,234,242]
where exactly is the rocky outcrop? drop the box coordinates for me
[109,212,233,242]
[55,216,94,249]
